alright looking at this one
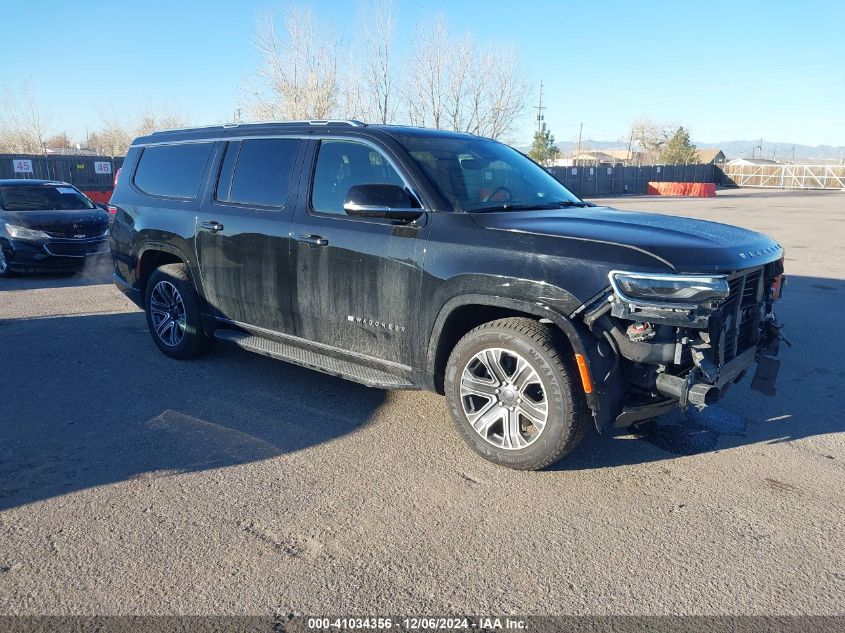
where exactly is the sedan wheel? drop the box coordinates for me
[0,246,13,278]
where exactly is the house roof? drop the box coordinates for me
[695,148,725,163]
[727,157,780,166]
[604,149,643,161]
[571,151,616,162]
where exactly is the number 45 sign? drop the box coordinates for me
[12,159,33,173]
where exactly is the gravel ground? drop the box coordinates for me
[0,188,842,616]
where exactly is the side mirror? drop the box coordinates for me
[343,184,423,221]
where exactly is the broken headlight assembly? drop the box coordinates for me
[608,271,730,308]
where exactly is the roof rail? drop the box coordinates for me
[306,119,366,127]
[152,119,366,135]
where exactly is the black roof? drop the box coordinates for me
[132,120,483,147]
[0,179,70,187]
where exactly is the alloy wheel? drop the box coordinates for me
[0,248,7,275]
[149,280,187,347]
[460,348,549,450]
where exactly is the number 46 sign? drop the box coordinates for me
[12,159,33,173]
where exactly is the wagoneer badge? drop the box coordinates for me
[348,315,406,332]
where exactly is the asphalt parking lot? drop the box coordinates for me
[0,188,843,616]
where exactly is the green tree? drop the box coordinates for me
[659,126,700,164]
[529,123,559,166]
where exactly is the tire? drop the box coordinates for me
[0,242,15,278]
[444,317,588,470]
[144,263,210,359]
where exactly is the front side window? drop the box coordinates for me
[0,185,94,211]
[216,139,300,207]
[394,134,582,212]
[311,140,405,215]
[134,142,213,199]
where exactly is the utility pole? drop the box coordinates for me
[575,122,583,159]
[534,81,546,132]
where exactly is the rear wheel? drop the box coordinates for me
[144,263,210,359]
[444,318,588,470]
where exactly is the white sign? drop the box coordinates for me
[656,166,662,173]
[571,168,578,175]
[589,167,595,175]
[607,167,613,175]
[12,159,33,173]
[94,161,112,174]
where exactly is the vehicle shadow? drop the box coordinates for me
[553,274,845,471]
[0,257,113,291]
[0,310,387,511]
[0,274,840,504]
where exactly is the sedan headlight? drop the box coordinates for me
[609,271,730,306]
[5,223,50,241]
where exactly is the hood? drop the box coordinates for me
[1,208,109,238]
[470,205,783,272]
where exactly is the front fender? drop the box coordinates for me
[427,293,622,433]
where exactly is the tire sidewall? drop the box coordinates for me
[445,327,575,469]
[144,266,204,359]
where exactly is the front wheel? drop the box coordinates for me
[0,243,15,278]
[144,263,210,359]
[444,318,588,470]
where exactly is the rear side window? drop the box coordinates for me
[133,143,213,199]
[216,139,300,208]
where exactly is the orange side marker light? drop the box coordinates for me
[574,353,593,394]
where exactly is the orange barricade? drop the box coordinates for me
[647,182,716,197]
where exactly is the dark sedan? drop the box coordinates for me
[0,180,110,277]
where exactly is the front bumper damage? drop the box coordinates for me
[579,260,785,431]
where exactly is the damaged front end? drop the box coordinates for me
[580,258,786,430]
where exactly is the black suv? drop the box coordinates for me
[109,120,785,470]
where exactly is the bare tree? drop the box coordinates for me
[0,82,54,153]
[466,47,528,140]
[250,7,340,120]
[88,104,191,156]
[629,118,674,164]
[444,34,474,131]
[245,6,530,137]
[356,0,399,123]
[406,16,450,129]
[406,17,528,139]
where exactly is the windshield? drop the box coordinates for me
[394,134,582,212]
[0,185,95,212]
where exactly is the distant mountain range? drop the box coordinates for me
[535,139,845,163]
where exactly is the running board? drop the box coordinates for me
[214,329,414,389]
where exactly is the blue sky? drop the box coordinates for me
[2,0,843,146]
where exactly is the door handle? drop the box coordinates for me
[200,220,224,233]
[298,234,329,246]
